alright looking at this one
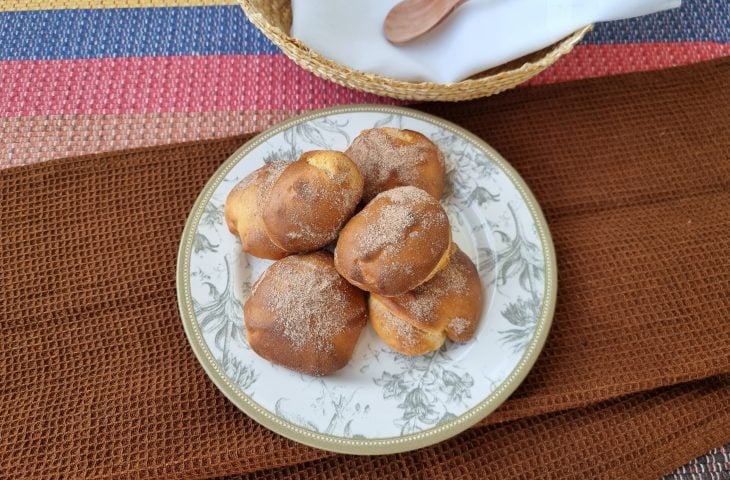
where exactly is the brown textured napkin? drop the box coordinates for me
[2,59,729,480]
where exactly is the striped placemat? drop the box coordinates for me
[0,0,728,166]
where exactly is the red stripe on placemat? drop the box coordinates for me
[529,42,730,85]
[0,55,397,116]
[2,43,728,116]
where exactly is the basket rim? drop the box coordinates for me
[239,0,592,99]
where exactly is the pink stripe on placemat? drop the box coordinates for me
[0,55,397,116]
[2,43,729,167]
[3,43,729,117]
[529,42,730,85]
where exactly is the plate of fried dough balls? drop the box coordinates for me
[178,106,557,455]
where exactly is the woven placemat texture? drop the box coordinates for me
[667,446,730,480]
[1,0,729,166]
[224,377,730,479]
[1,59,729,479]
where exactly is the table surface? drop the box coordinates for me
[1,1,728,478]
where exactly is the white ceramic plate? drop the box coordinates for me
[177,105,557,454]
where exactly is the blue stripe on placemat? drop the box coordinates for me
[0,1,726,61]
[0,6,279,60]
[586,0,730,44]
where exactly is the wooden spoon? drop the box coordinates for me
[384,0,467,45]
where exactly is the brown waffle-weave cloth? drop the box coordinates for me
[1,58,729,480]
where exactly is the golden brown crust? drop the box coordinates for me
[243,252,367,376]
[370,247,483,355]
[263,150,364,253]
[224,162,289,260]
[334,186,451,296]
[369,295,445,356]
[345,128,445,203]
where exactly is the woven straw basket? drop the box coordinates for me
[239,0,592,101]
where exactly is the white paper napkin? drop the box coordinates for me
[291,0,681,83]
